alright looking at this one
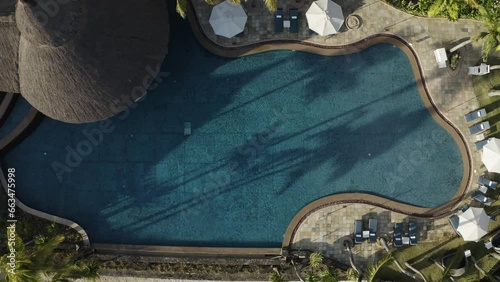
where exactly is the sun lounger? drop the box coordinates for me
[449,214,461,236]
[475,139,489,151]
[479,185,489,194]
[468,63,490,76]
[409,221,418,245]
[354,220,363,244]
[275,9,283,33]
[394,223,403,247]
[469,121,490,134]
[472,190,493,206]
[477,176,497,189]
[289,9,298,34]
[464,108,487,122]
[434,48,447,69]
[369,218,377,243]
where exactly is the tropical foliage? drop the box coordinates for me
[363,253,394,282]
[473,5,500,61]
[0,234,99,282]
[176,0,278,18]
[269,271,288,282]
[309,253,323,269]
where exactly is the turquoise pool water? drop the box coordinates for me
[3,9,464,247]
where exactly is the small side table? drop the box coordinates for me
[477,132,486,141]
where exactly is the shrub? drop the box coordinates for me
[450,52,461,70]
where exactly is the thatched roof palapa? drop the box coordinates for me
[0,0,20,93]
[12,0,169,123]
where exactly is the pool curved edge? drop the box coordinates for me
[185,1,472,250]
[0,161,91,247]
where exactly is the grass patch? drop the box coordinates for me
[472,56,500,138]
[376,191,500,281]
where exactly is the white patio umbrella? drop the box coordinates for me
[306,0,344,36]
[482,138,500,173]
[209,1,247,38]
[457,207,490,242]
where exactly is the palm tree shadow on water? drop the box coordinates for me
[2,0,463,246]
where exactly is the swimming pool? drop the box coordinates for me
[3,9,464,247]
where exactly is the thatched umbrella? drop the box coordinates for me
[0,3,20,93]
[15,0,170,123]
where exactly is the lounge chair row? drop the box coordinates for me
[473,176,496,206]
[469,120,490,134]
[465,108,490,150]
[478,175,497,189]
[394,221,418,247]
[354,219,377,244]
[275,8,298,33]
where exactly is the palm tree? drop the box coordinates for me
[269,271,288,282]
[309,253,323,269]
[427,0,462,20]
[318,267,339,282]
[262,0,278,12]
[362,253,394,282]
[474,6,500,62]
[305,272,320,282]
[1,234,99,282]
[176,0,278,18]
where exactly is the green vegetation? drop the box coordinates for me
[269,271,289,282]
[450,52,461,70]
[1,234,99,282]
[386,0,500,61]
[0,199,98,282]
[176,0,277,18]
[385,0,478,20]
[377,193,500,281]
[364,253,394,282]
[309,253,323,269]
[473,56,500,136]
[473,6,500,62]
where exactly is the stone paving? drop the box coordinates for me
[292,203,457,267]
[192,0,492,269]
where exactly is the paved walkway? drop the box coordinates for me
[292,203,456,267]
[192,0,490,268]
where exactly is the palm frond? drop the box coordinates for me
[176,0,188,18]
[363,252,394,282]
[428,0,446,17]
[263,0,278,12]
[309,253,323,269]
[482,34,499,62]
[446,2,460,21]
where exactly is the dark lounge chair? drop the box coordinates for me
[289,9,298,33]
[369,218,377,243]
[475,139,488,151]
[394,223,403,247]
[275,9,283,33]
[354,220,363,244]
[469,121,490,134]
[472,190,493,206]
[477,176,497,189]
[464,108,487,122]
[449,214,461,236]
[409,221,418,245]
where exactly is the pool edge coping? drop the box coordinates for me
[185,1,472,250]
[0,5,472,256]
